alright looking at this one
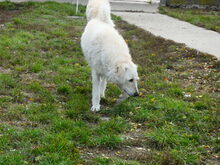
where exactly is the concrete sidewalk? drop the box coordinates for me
[114,11,220,59]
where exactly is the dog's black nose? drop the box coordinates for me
[133,92,139,97]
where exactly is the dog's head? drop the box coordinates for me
[115,62,139,97]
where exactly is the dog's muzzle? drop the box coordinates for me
[123,89,139,97]
[133,92,139,97]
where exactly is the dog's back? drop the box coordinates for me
[86,0,115,27]
[81,19,130,68]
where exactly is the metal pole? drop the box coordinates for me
[76,0,79,15]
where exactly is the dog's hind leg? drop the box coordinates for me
[91,71,101,112]
[100,77,107,98]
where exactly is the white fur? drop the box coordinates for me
[86,0,115,27]
[81,19,139,111]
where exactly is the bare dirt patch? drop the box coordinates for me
[81,128,152,164]
[0,66,12,74]
[0,10,22,24]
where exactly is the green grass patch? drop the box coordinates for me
[159,6,220,33]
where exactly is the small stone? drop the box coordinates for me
[100,117,110,121]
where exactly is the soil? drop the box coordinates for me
[81,128,151,164]
[0,10,22,24]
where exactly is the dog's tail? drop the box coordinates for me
[98,5,115,27]
[86,0,115,27]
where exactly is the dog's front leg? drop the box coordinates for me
[91,71,101,112]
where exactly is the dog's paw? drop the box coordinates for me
[91,105,100,112]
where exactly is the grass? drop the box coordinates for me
[0,1,219,164]
[159,6,220,33]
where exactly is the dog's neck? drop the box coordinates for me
[106,66,118,83]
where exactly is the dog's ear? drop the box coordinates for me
[116,64,124,77]
[116,63,129,75]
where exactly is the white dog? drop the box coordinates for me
[81,19,139,112]
[86,0,115,27]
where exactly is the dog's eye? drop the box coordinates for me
[129,79,134,82]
